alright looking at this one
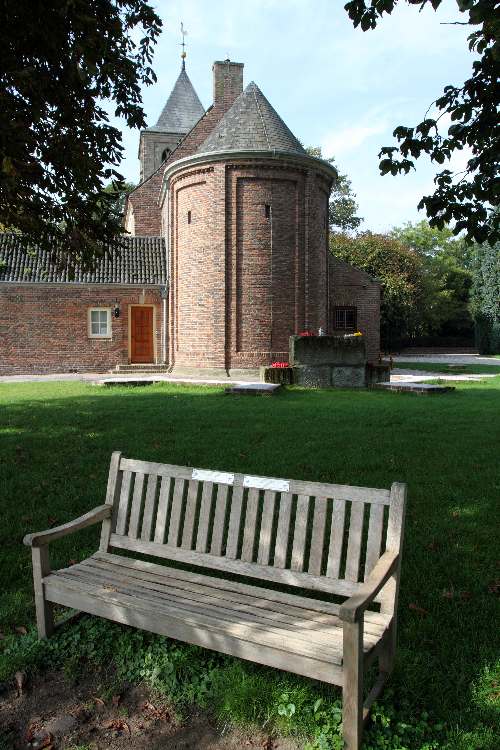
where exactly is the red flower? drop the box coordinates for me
[298,330,314,336]
[271,361,290,368]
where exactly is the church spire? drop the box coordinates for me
[180,22,187,71]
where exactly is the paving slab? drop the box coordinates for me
[225,383,282,395]
[375,382,455,394]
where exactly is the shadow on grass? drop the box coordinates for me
[0,380,499,729]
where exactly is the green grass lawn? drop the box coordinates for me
[0,379,499,747]
[394,361,500,375]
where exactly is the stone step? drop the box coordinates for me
[112,364,170,374]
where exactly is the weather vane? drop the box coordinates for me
[180,22,187,68]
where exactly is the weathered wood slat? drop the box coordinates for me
[326,498,346,578]
[153,476,171,544]
[167,478,185,546]
[94,551,391,629]
[115,470,132,536]
[75,557,389,639]
[45,573,344,661]
[225,483,244,559]
[140,474,158,542]
[119,459,390,504]
[181,480,199,549]
[291,495,310,572]
[345,502,365,582]
[121,458,193,480]
[241,488,259,562]
[99,450,122,552]
[308,498,327,576]
[257,491,276,565]
[210,484,229,555]
[364,503,384,579]
[128,472,145,539]
[195,482,214,552]
[44,581,344,685]
[55,567,358,655]
[274,492,292,568]
[109,533,363,597]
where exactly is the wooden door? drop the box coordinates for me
[130,306,154,363]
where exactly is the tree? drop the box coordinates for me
[471,239,500,353]
[101,181,136,221]
[344,1,499,246]
[306,147,363,233]
[0,1,161,270]
[391,220,475,341]
[330,231,428,348]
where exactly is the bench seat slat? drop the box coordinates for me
[167,478,185,546]
[309,498,327,576]
[54,568,353,655]
[45,565,385,663]
[43,580,344,684]
[76,556,389,639]
[274,492,292,568]
[93,552,391,628]
[226,483,244,559]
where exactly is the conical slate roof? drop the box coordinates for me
[152,65,204,134]
[199,82,306,155]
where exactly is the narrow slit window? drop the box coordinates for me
[264,204,271,219]
[187,210,192,224]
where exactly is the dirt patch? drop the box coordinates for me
[0,671,302,750]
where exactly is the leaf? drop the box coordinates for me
[487,579,500,595]
[47,517,58,527]
[442,590,454,599]
[112,694,121,706]
[460,591,472,600]
[409,603,429,616]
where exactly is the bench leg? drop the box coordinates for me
[379,619,396,675]
[343,618,363,750]
[32,547,54,639]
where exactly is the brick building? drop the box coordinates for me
[0,57,380,375]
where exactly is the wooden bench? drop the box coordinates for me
[24,452,407,750]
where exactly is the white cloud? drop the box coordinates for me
[321,120,388,158]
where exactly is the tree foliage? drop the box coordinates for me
[330,231,428,347]
[470,239,500,352]
[307,147,363,233]
[391,220,475,340]
[0,0,161,270]
[344,1,499,245]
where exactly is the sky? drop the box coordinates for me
[110,0,474,234]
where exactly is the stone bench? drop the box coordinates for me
[24,452,407,750]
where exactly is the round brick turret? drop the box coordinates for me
[161,80,337,371]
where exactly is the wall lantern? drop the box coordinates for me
[114,302,120,318]
[160,284,169,300]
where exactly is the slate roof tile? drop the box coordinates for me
[198,82,306,155]
[152,66,205,134]
[0,234,167,285]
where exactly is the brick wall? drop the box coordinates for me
[128,63,245,237]
[166,158,333,370]
[328,256,381,362]
[0,284,164,375]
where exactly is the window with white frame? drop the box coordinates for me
[88,308,111,338]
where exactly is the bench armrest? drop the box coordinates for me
[23,505,112,548]
[339,550,399,624]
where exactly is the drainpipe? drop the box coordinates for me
[161,285,168,363]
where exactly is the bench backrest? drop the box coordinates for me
[100,452,406,604]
